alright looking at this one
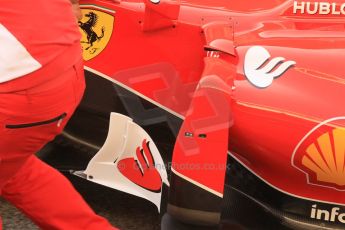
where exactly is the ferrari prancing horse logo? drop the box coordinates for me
[79,6,115,61]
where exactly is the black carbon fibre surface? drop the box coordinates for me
[169,172,222,213]
[222,155,345,230]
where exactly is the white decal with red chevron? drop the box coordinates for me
[81,113,169,211]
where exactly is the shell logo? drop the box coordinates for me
[292,117,345,190]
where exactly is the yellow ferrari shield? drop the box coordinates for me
[79,7,115,61]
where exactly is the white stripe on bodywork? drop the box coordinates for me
[0,24,41,83]
[171,167,224,198]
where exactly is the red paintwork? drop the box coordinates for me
[80,0,345,204]
[118,140,162,192]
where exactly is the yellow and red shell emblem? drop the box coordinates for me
[292,118,345,190]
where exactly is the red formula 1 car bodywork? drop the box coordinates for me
[53,0,345,229]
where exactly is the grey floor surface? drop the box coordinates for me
[0,156,160,230]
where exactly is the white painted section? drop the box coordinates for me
[244,46,295,88]
[83,113,169,211]
[0,24,41,83]
[150,0,161,4]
